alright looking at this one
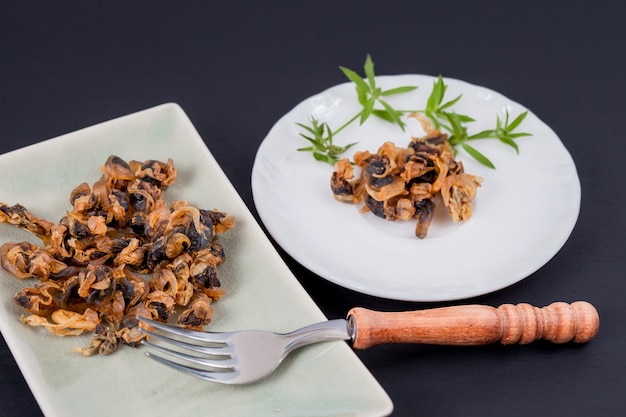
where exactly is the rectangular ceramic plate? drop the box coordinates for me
[0,103,393,417]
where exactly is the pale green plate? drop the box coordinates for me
[0,103,393,417]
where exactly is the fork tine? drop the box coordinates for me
[141,339,237,369]
[136,316,233,344]
[141,328,234,357]
[145,352,240,384]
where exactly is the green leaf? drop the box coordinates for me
[498,136,520,154]
[331,141,359,156]
[381,85,418,96]
[325,123,334,141]
[434,76,446,104]
[443,112,467,141]
[425,110,442,130]
[439,93,463,110]
[313,152,335,164]
[379,99,405,130]
[372,109,395,123]
[295,122,317,135]
[461,143,496,169]
[467,129,495,140]
[298,133,326,151]
[340,66,370,93]
[344,141,359,151]
[360,97,376,124]
[426,77,443,112]
[507,132,533,139]
[356,87,367,106]
[364,54,376,90]
[454,114,476,123]
[506,110,529,132]
[495,114,502,131]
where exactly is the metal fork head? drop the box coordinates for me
[136,317,287,385]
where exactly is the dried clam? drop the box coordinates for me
[0,155,234,355]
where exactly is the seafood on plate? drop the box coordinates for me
[331,117,483,238]
[0,155,234,355]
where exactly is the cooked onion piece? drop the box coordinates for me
[0,155,235,355]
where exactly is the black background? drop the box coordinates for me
[1,1,625,416]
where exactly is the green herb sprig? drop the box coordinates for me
[297,55,416,165]
[296,55,532,169]
[296,118,358,165]
[421,75,532,168]
[423,76,474,130]
[339,54,417,131]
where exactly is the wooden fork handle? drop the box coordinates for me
[347,301,599,350]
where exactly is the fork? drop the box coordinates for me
[137,301,599,384]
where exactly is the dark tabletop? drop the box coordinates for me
[1,1,625,416]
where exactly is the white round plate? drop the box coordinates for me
[252,75,580,301]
